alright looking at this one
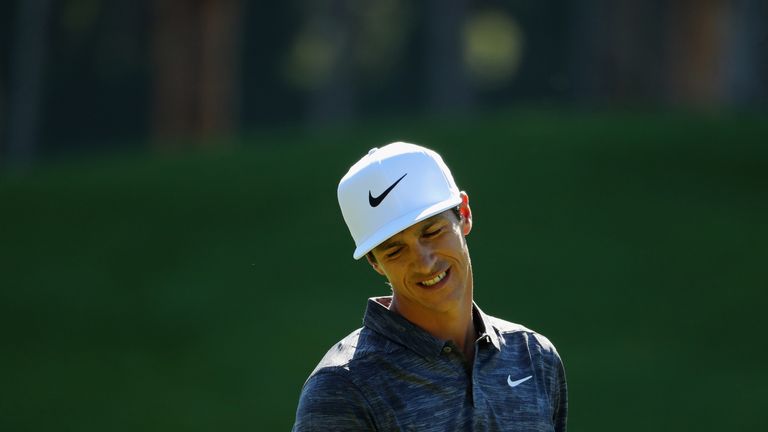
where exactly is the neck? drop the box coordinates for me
[389,290,476,361]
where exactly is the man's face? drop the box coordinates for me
[367,192,473,316]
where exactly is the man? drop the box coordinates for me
[292,142,567,431]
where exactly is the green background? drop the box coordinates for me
[2,111,766,431]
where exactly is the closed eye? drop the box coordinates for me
[423,227,443,238]
[386,247,403,258]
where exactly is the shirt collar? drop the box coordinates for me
[363,296,501,359]
[473,303,501,351]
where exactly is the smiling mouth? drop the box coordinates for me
[418,268,450,288]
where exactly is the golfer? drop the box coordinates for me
[292,142,567,431]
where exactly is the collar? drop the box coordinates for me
[473,302,502,351]
[363,296,501,359]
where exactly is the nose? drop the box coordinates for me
[411,240,437,274]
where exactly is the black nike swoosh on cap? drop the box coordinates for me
[369,173,407,207]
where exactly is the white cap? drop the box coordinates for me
[338,142,462,259]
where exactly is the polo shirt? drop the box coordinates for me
[292,296,567,431]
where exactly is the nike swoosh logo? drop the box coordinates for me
[368,173,407,207]
[507,375,532,388]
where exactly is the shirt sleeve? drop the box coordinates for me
[551,347,568,432]
[292,370,378,431]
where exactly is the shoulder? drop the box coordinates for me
[488,315,563,360]
[309,328,364,375]
[485,314,567,409]
[301,324,396,397]
[307,325,389,377]
[293,328,385,431]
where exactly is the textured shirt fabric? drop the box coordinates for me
[292,297,567,431]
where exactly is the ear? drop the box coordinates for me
[459,191,472,236]
[365,252,386,276]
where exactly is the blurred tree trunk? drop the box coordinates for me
[152,0,198,146]
[665,0,728,107]
[6,0,52,167]
[151,0,241,148]
[425,0,473,114]
[569,0,666,104]
[199,0,241,138]
[308,0,357,124]
[608,0,666,102]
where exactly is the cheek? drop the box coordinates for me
[395,266,416,289]
[379,262,404,282]
[441,231,466,252]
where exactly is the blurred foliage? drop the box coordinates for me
[1,110,766,430]
[463,9,524,88]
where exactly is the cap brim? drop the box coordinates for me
[352,196,462,260]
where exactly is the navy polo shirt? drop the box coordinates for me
[292,297,567,431]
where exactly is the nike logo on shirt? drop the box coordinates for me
[507,375,532,388]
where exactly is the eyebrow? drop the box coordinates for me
[379,239,404,252]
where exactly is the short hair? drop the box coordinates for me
[366,205,462,263]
